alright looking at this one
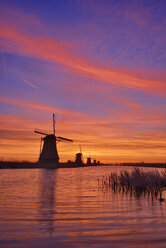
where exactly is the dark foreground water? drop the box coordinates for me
[0,166,166,248]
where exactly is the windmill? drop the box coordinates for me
[75,144,84,165]
[86,154,99,165]
[35,113,73,163]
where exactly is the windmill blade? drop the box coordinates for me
[57,136,73,142]
[40,137,43,155]
[34,129,48,136]
[79,144,82,154]
[53,113,56,135]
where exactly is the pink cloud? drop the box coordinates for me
[0,96,90,120]
[0,24,166,94]
[24,80,37,88]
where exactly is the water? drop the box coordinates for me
[0,166,166,248]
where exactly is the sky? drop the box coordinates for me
[0,0,166,163]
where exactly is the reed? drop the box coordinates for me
[100,168,166,200]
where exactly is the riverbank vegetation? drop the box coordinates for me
[100,168,166,200]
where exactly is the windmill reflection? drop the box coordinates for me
[39,169,56,236]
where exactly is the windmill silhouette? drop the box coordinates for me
[75,144,83,165]
[35,114,73,163]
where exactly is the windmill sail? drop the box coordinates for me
[53,113,55,136]
[34,130,48,136]
[57,136,73,142]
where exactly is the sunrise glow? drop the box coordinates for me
[0,0,166,163]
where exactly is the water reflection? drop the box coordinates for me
[0,167,166,248]
[110,186,166,207]
[39,169,56,236]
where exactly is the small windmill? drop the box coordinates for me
[75,144,84,165]
[86,154,99,165]
[35,113,73,163]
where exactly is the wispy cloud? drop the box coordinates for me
[0,96,92,120]
[1,52,8,82]
[24,80,37,88]
[0,24,165,94]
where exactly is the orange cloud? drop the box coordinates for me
[0,24,166,94]
[124,101,142,109]
[0,105,166,163]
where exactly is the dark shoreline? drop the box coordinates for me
[0,161,102,169]
[0,161,166,169]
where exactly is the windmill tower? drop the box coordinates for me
[35,114,73,163]
[75,145,83,165]
[86,157,91,165]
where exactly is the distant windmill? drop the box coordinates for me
[86,154,99,165]
[75,144,84,165]
[35,113,73,163]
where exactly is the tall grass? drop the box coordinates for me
[100,168,166,200]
